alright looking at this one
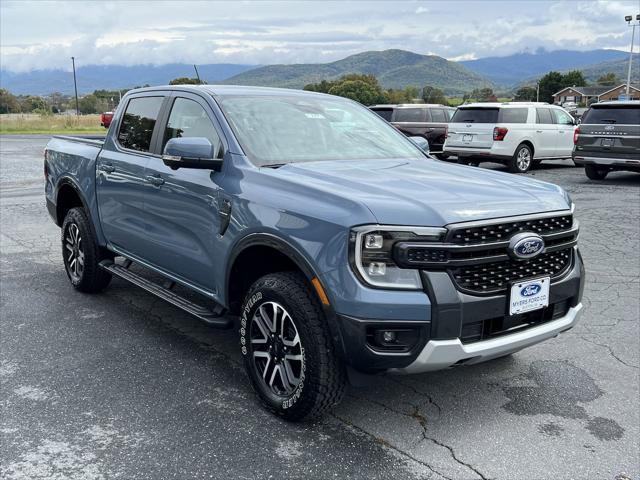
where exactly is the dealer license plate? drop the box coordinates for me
[463,134,473,142]
[509,277,550,315]
[600,138,614,147]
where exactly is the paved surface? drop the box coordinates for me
[1,134,638,480]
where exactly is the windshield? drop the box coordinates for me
[217,94,424,166]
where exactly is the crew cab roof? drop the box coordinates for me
[123,84,329,98]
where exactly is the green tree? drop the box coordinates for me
[538,71,564,103]
[19,95,47,113]
[77,94,108,114]
[596,72,618,86]
[328,80,385,105]
[421,85,447,104]
[562,70,587,87]
[513,86,537,101]
[303,79,338,94]
[467,87,495,102]
[0,89,21,113]
[169,77,204,85]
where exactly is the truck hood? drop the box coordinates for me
[274,158,570,226]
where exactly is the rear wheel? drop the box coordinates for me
[509,144,533,173]
[585,165,609,180]
[61,208,112,293]
[240,272,346,421]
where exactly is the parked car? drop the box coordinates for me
[44,86,584,421]
[369,104,454,158]
[573,100,640,180]
[444,102,577,173]
[100,111,114,128]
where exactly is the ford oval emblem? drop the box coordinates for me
[521,283,542,296]
[508,232,545,260]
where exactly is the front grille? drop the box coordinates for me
[451,248,572,294]
[448,214,573,245]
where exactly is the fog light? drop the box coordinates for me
[368,262,386,276]
[382,331,396,343]
[365,234,384,249]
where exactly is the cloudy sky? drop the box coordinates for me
[1,0,638,72]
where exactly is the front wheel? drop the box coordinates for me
[61,208,112,293]
[509,144,533,173]
[240,272,346,421]
[585,165,609,180]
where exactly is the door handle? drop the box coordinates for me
[99,164,115,174]
[145,175,165,186]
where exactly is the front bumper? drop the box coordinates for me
[334,247,584,374]
[391,303,582,374]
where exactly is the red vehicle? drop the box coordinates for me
[100,112,114,128]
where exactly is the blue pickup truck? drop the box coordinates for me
[45,85,584,420]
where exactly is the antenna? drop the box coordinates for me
[193,65,202,84]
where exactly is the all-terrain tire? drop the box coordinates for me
[61,207,112,293]
[239,272,346,421]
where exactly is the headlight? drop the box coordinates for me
[349,225,446,290]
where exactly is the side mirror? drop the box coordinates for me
[409,136,430,154]
[162,137,223,171]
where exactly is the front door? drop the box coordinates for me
[96,94,166,257]
[552,109,576,158]
[142,94,226,293]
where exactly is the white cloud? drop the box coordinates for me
[0,0,638,72]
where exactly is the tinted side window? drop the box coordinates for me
[552,109,574,125]
[536,108,553,124]
[394,108,426,122]
[371,108,393,121]
[430,109,447,122]
[499,108,529,123]
[163,98,221,154]
[117,97,164,152]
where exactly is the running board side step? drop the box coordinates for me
[99,260,231,328]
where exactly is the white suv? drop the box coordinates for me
[443,102,577,173]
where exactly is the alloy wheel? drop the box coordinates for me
[65,223,84,281]
[249,301,304,396]
[517,148,531,171]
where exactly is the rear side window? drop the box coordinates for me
[451,108,498,123]
[536,108,554,124]
[371,108,393,121]
[499,108,529,123]
[430,109,447,122]
[163,98,221,154]
[552,109,574,126]
[117,96,164,152]
[581,106,640,125]
[394,108,426,122]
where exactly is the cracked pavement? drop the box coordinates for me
[1,135,638,479]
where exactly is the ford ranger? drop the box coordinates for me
[44,85,584,421]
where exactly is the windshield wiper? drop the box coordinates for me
[600,119,617,124]
[261,163,287,169]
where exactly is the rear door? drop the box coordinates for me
[96,93,167,257]
[142,92,226,292]
[551,108,576,157]
[426,108,449,152]
[534,107,557,157]
[446,107,498,150]
[576,104,640,159]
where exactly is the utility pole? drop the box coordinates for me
[193,64,202,83]
[624,14,640,97]
[536,81,540,102]
[71,56,79,115]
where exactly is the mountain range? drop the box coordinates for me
[0,48,634,96]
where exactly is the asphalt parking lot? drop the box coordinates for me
[1,134,638,480]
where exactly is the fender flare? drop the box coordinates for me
[54,176,101,242]
[225,232,347,358]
